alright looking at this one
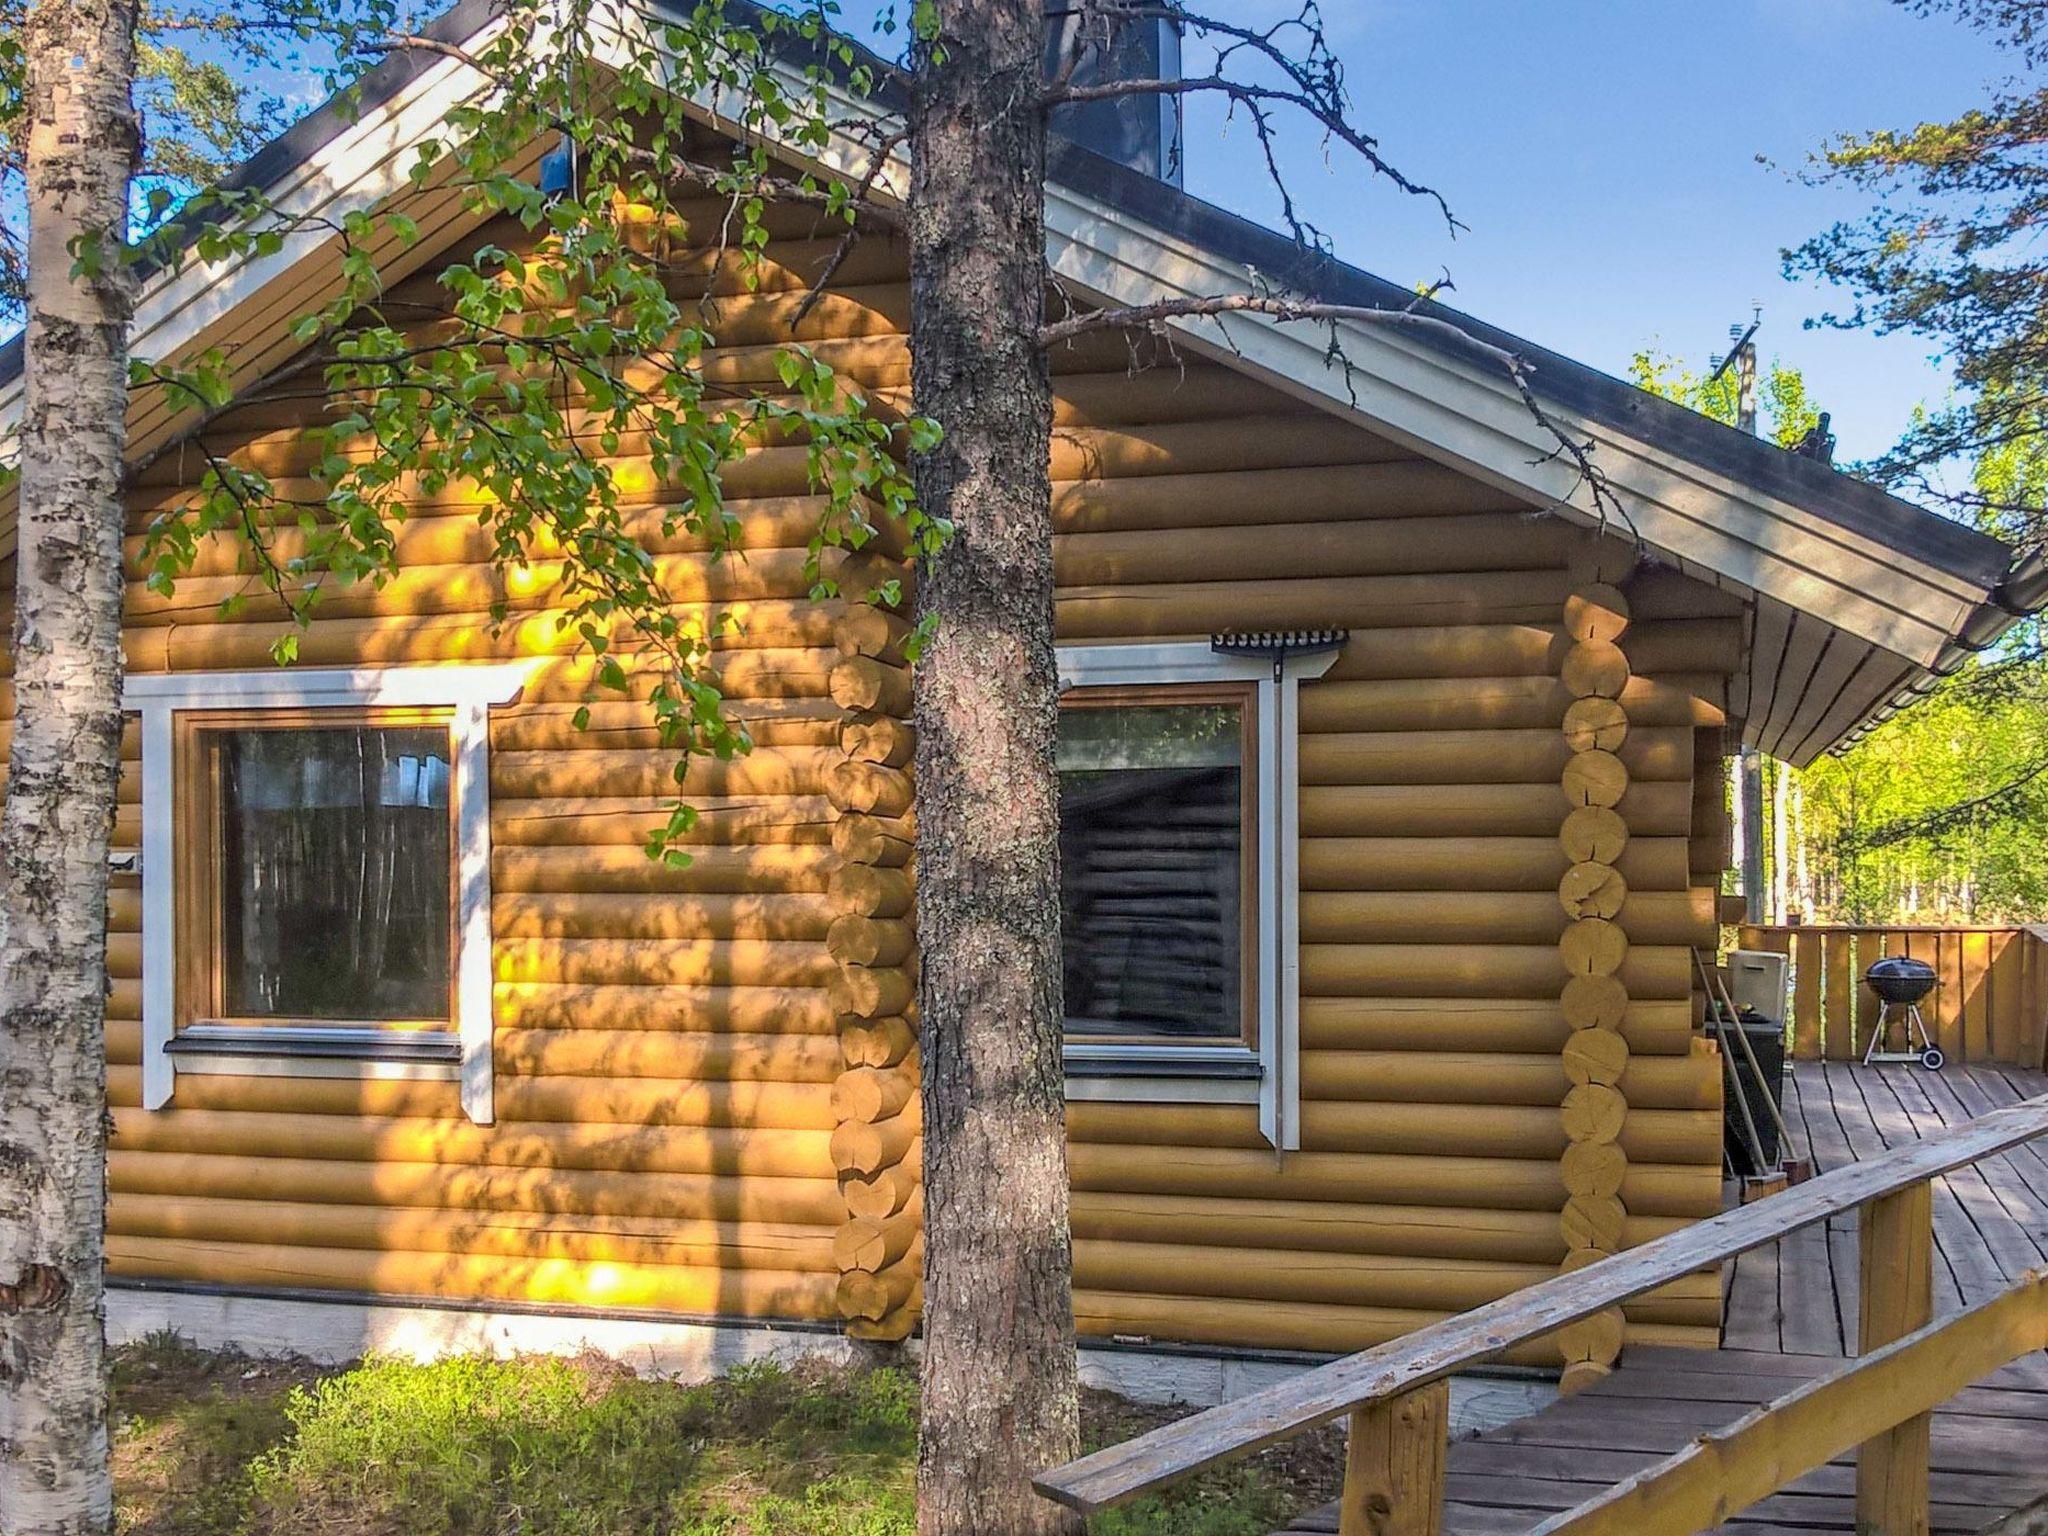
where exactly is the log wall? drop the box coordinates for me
[0,194,1740,1361]
[1052,425,1734,1358]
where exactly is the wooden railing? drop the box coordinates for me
[1738,923,2048,1069]
[1034,1094,2048,1536]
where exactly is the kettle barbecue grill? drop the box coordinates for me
[1861,956,1944,1070]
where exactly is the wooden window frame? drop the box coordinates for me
[1053,639,1343,1149]
[124,662,534,1125]
[172,706,461,1035]
[1057,681,1260,1055]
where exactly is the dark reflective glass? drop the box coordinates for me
[1057,702,1244,1041]
[213,725,452,1021]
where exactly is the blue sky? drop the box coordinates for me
[1154,0,2016,465]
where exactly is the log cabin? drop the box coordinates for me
[2,2,2041,1391]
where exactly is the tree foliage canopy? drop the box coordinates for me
[1627,345,1820,451]
[1783,0,2048,533]
[118,0,945,855]
[1797,665,2048,921]
[1631,346,2048,922]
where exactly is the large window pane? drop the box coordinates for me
[1058,699,1245,1041]
[212,724,452,1022]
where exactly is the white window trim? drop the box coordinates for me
[1055,640,1339,1149]
[122,663,535,1124]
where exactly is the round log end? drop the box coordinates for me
[1559,917,1629,977]
[1560,640,1631,700]
[1563,584,1632,645]
[1564,1081,1630,1146]
[1560,1144,1629,1203]
[1556,1306,1625,1369]
[1561,974,1630,1031]
[1562,1028,1631,1088]
[1559,1194,1628,1252]
[1561,695,1629,753]
[1558,861,1629,921]
[1559,806,1629,865]
[1561,749,1629,809]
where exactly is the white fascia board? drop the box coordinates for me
[0,25,504,448]
[1038,183,1982,668]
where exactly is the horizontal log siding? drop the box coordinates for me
[1055,500,1730,1354]
[2,202,1741,1359]
[67,213,928,1330]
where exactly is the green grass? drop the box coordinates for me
[110,1340,1325,1536]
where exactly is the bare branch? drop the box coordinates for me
[1043,291,1636,542]
[1043,2,1459,236]
[1045,72,1456,231]
[790,126,908,327]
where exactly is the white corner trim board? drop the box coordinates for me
[123,663,536,1124]
[1055,640,1339,1150]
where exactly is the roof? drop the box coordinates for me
[0,0,500,387]
[1046,140,2012,593]
[1,0,2034,761]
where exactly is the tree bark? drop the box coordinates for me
[0,0,140,1530]
[906,3,1080,1532]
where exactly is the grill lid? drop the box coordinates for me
[1865,956,1938,1003]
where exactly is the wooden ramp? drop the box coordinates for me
[1278,1062,2048,1535]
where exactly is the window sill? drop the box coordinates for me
[165,1024,462,1081]
[1062,1042,1263,1104]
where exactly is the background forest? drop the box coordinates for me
[1635,350,2048,926]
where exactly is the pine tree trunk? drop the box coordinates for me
[0,0,140,1529]
[906,2,1080,1532]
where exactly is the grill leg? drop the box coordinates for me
[1863,998,1941,1065]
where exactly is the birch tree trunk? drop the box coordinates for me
[0,0,141,1529]
[906,2,1080,1531]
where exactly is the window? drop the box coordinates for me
[1054,641,1343,1148]
[181,714,455,1028]
[124,665,532,1124]
[1058,688,1254,1046]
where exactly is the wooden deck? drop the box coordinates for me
[1280,1062,2048,1535]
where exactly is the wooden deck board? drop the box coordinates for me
[1274,1063,2048,1536]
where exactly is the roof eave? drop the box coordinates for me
[0,0,2026,762]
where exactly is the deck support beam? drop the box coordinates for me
[1855,1180,1934,1536]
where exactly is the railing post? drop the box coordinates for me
[1338,1380,1448,1536]
[1856,1179,1934,1536]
